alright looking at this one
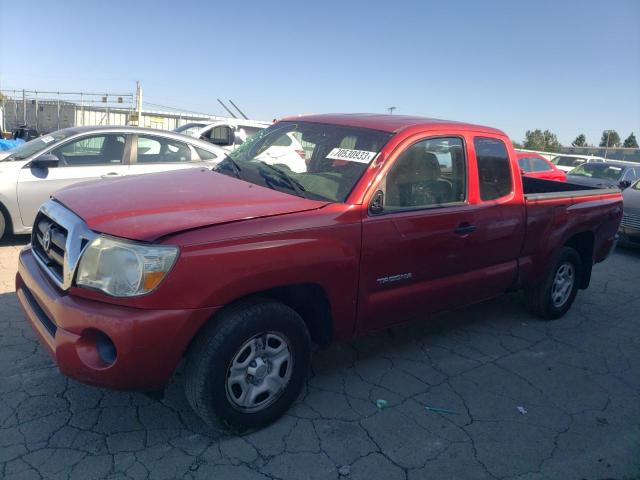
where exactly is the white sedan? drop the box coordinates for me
[0,126,226,240]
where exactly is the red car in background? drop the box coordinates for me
[517,152,566,182]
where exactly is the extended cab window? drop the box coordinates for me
[474,137,512,201]
[137,136,192,163]
[384,137,466,210]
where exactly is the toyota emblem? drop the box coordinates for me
[42,226,52,252]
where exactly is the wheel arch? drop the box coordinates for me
[184,282,333,357]
[564,231,595,289]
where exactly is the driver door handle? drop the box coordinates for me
[101,172,122,178]
[454,222,476,235]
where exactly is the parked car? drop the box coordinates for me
[174,119,270,151]
[254,131,308,173]
[177,121,308,172]
[16,114,622,431]
[551,154,605,173]
[619,179,640,245]
[516,152,566,182]
[566,161,640,190]
[0,126,225,240]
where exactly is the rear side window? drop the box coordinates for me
[529,157,552,172]
[137,136,192,163]
[474,138,512,201]
[195,147,218,161]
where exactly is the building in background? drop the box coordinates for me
[0,89,231,136]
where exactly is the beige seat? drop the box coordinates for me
[387,146,452,207]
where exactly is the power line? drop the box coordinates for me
[143,101,223,118]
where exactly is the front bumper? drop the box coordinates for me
[16,247,218,391]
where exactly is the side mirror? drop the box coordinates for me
[619,180,631,190]
[369,190,385,215]
[31,153,59,169]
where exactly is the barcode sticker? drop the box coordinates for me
[326,148,376,164]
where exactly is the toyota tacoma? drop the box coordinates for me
[16,114,623,430]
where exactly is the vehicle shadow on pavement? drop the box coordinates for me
[0,234,30,247]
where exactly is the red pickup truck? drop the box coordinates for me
[16,114,622,430]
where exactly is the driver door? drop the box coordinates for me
[358,136,475,330]
[16,133,130,229]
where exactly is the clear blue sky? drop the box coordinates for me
[1,0,638,145]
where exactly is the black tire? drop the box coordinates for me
[0,209,6,241]
[525,247,582,320]
[184,298,311,431]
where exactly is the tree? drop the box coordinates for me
[572,134,587,147]
[512,140,523,149]
[523,129,563,152]
[623,132,638,148]
[599,130,621,148]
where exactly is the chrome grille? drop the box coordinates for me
[30,200,98,290]
[32,214,68,281]
[621,211,640,230]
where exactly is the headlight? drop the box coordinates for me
[76,236,178,297]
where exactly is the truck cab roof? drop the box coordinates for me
[280,113,506,136]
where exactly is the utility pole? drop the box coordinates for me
[135,81,143,127]
[604,130,610,159]
[22,89,26,125]
[387,106,396,115]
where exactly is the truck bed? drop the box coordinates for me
[522,176,620,200]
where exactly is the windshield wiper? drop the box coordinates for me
[260,163,307,198]
[215,155,243,179]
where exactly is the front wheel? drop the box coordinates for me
[525,247,582,320]
[0,209,6,241]
[184,299,311,431]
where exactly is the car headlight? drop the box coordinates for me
[76,236,178,297]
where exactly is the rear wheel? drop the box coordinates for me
[184,299,310,431]
[525,247,582,320]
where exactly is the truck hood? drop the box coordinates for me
[53,168,330,241]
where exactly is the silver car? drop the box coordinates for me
[0,126,226,239]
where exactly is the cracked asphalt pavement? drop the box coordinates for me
[1,235,639,479]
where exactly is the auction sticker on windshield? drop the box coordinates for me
[326,148,377,164]
[41,135,55,143]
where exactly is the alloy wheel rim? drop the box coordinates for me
[551,261,575,307]
[225,332,293,413]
